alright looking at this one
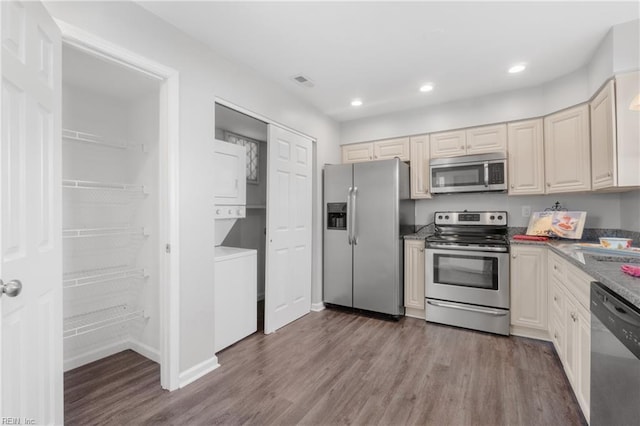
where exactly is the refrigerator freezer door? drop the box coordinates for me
[352,160,402,315]
[323,164,354,307]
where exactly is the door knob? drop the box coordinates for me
[0,279,22,298]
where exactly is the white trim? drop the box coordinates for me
[56,19,181,391]
[129,339,161,363]
[178,356,220,388]
[63,340,129,372]
[510,326,552,342]
[215,97,317,143]
[310,302,325,312]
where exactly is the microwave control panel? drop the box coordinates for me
[488,163,505,184]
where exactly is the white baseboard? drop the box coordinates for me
[510,325,551,342]
[405,307,426,320]
[129,339,161,363]
[64,339,129,372]
[179,356,220,388]
[311,302,325,312]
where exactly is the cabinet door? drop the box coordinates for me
[374,137,410,161]
[510,245,548,333]
[404,239,425,314]
[576,305,590,422]
[590,80,617,190]
[507,119,545,195]
[430,130,466,158]
[563,294,579,387]
[544,104,591,193]
[466,124,507,155]
[341,142,373,163]
[409,135,431,199]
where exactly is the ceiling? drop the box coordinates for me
[139,1,638,122]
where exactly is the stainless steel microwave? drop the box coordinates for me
[429,152,507,194]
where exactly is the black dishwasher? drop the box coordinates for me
[590,282,640,425]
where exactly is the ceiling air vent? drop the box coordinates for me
[291,74,314,88]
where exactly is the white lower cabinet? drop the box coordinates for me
[547,251,590,423]
[404,239,425,319]
[509,245,548,339]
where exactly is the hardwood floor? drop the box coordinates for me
[65,309,587,425]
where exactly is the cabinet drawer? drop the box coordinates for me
[549,278,565,321]
[550,316,565,358]
[548,251,565,281]
[565,263,592,311]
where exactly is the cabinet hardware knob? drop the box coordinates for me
[460,146,465,150]
[512,254,517,259]
[554,332,558,339]
[554,296,558,302]
[607,172,612,177]
[419,248,424,252]
[510,184,515,189]
[547,183,551,187]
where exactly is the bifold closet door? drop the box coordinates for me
[264,125,312,333]
[0,0,63,423]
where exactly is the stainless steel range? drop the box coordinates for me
[425,211,510,335]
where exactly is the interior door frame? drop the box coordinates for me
[55,20,181,391]
[214,98,318,333]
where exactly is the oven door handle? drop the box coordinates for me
[427,243,508,253]
[427,300,508,316]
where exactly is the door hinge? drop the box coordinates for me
[165,243,171,254]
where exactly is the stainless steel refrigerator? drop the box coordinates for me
[323,158,414,316]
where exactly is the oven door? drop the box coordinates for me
[425,247,509,309]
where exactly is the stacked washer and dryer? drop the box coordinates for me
[213,140,257,353]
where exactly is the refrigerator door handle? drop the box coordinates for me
[352,187,358,245]
[346,187,353,245]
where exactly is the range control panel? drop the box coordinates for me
[434,211,508,226]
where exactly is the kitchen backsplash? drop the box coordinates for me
[415,190,640,230]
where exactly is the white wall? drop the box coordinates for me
[620,190,640,231]
[416,192,623,229]
[45,1,340,374]
[614,19,640,73]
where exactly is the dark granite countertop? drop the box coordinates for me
[511,239,640,310]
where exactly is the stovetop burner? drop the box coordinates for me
[429,210,509,247]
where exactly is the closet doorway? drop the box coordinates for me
[214,102,314,337]
[59,25,179,391]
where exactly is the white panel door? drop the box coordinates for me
[265,125,312,333]
[1,1,62,423]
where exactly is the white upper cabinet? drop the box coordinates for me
[373,137,410,161]
[466,124,507,155]
[431,124,506,158]
[508,119,545,195]
[590,80,617,190]
[341,142,373,163]
[613,71,640,189]
[341,137,410,164]
[430,129,466,158]
[544,104,591,193]
[409,135,431,199]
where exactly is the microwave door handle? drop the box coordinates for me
[346,187,353,245]
[484,162,489,187]
[352,187,358,245]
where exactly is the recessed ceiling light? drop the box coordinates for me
[351,99,363,107]
[508,64,526,74]
[420,84,434,92]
